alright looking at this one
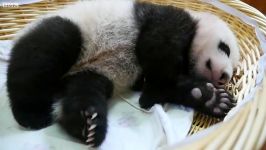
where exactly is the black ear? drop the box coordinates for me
[218,41,230,57]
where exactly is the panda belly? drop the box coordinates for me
[70,47,141,95]
[56,0,141,94]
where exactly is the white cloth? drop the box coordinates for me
[0,41,194,150]
[0,40,10,91]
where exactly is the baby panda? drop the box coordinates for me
[7,0,239,148]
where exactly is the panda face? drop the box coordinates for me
[190,12,240,86]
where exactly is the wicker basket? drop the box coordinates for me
[0,0,265,149]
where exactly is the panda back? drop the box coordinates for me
[57,0,138,55]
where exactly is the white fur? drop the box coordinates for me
[50,0,140,94]
[188,11,240,85]
[56,0,136,55]
[57,0,140,94]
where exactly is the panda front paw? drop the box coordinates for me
[139,92,158,109]
[191,83,236,118]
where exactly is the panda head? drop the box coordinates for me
[189,11,240,86]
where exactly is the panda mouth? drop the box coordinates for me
[209,75,225,88]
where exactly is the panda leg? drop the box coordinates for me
[139,76,236,118]
[7,16,83,129]
[56,71,113,148]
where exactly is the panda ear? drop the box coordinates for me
[218,41,230,57]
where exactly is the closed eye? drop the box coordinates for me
[218,41,230,57]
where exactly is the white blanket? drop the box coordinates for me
[0,41,194,150]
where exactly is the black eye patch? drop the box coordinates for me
[218,41,230,57]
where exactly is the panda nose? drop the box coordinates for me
[218,72,230,85]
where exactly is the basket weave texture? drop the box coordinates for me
[0,0,265,149]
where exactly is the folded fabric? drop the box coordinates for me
[0,40,10,92]
[0,88,194,150]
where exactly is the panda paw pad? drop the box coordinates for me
[204,85,236,117]
[191,83,215,100]
[191,82,236,118]
[191,88,202,99]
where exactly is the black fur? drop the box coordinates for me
[58,71,113,147]
[131,73,145,91]
[134,3,196,105]
[7,16,83,129]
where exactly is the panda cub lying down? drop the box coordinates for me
[7,0,240,148]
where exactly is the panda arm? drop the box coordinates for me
[134,2,196,95]
[139,75,236,118]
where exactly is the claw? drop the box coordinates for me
[88,124,97,131]
[88,131,95,137]
[91,113,98,120]
[86,137,94,143]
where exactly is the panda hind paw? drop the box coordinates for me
[80,108,107,148]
